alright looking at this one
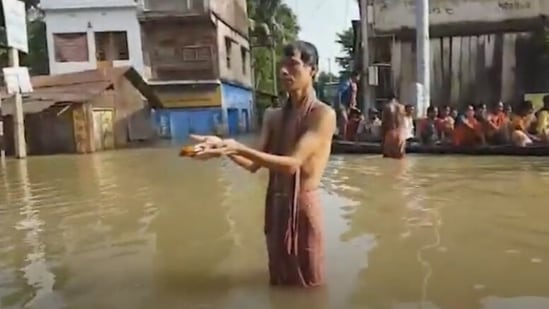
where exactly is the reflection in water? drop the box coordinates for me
[0,150,549,308]
[14,160,56,308]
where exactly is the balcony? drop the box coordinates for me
[41,0,137,10]
[140,0,208,13]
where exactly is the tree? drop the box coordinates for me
[247,0,299,94]
[0,0,40,27]
[0,1,48,75]
[317,71,337,85]
[335,26,354,79]
[315,71,338,102]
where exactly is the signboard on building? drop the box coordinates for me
[2,0,29,53]
[3,67,33,94]
[373,0,541,31]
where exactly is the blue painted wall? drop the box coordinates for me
[152,108,223,141]
[220,83,253,135]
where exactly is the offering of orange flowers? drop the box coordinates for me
[178,145,198,157]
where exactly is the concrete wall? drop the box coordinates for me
[153,107,223,140]
[215,17,252,88]
[374,0,542,31]
[151,83,222,108]
[210,0,249,36]
[141,19,217,81]
[44,7,144,75]
[221,83,253,134]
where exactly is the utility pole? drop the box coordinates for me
[0,92,4,163]
[10,48,26,159]
[328,58,333,82]
[416,0,430,117]
[359,0,371,111]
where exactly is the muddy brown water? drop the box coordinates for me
[1,148,549,309]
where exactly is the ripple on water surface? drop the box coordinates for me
[0,150,548,309]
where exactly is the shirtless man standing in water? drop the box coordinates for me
[191,40,336,288]
[381,99,406,159]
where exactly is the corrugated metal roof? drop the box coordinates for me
[0,66,162,114]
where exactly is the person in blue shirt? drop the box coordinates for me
[335,71,360,138]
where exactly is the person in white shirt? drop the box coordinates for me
[357,108,382,142]
[403,104,416,141]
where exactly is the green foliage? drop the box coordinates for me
[0,1,48,75]
[315,71,338,103]
[247,0,299,95]
[335,26,354,78]
[0,0,40,27]
[22,18,49,75]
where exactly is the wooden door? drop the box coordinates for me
[92,109,115,150]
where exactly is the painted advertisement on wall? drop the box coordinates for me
[374,0,541,31]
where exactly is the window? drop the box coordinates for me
[95,31,129,61]
[240,47,248,74]
[224,36,232,69]
[181,46,211,61]
[53,33,89,62]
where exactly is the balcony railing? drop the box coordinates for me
[140,0,208,13]
[41,0,137,10]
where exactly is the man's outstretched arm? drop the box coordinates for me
[233,107,336,175]
[226,110,273,173]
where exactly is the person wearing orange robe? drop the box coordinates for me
[453,105,485,147]
[485,101,510,144]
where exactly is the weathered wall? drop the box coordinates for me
[117,78,155,142]
[152,84,222,108]
[209,0,249,36]
[221,83,253,134]
[142,19,218,81]
[215,16,252,88]
[88,79,152,147]
[374,0,542,32]
[3,107,77,156]
[153,107,223,140]
[44,7,144,75]
[390,32,538,107]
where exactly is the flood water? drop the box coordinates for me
[1,147,549,309]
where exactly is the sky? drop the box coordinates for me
[283,0,360,74]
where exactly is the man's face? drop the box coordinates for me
[441,107,450,117]
[280,52,314,92]
[496,102,504,112]
[405,106,414,116]
[465,105,475,118]
[476,105,487,117]
[351,74,360,83]
[428,108,437,119]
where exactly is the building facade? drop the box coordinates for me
[42,0,145,76]
[358,0,549,109]
[1,67,160,155]
[140,0,254,139]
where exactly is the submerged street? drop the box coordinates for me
[1,147,548,309]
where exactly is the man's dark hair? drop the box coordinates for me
[523,100,534,110]
[543,95,549,107]
[350,70,360,78]
[283,40,319,71]
[427,106,437,113]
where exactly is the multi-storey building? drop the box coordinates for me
[140,0,254,138]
